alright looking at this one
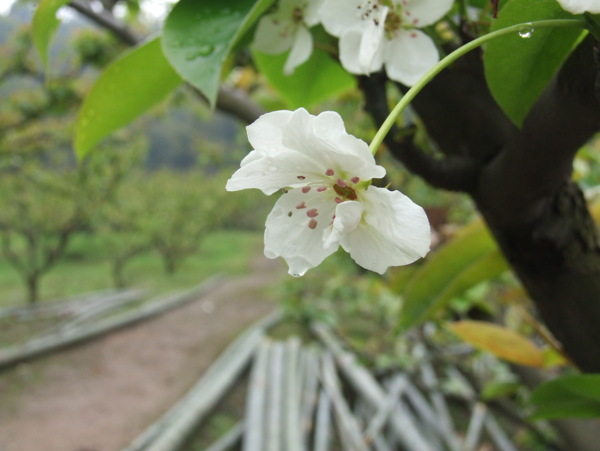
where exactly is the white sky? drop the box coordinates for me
[0,0,174,18]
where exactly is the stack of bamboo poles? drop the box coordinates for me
[124,312,523,451]
[0,277,222,369]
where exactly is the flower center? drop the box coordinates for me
[290,169,363,231]
[333,183,357,201]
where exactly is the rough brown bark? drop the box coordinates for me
[362,38,600,372]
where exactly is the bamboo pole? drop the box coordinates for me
[243,339,271,451]
[463,402,487,451]
[313,387,332,451]
[0,277,222,370]
[123,309,281,451]
[362,373,407,444]
[319,353,369,451]
[420,360,461,450]
[284,337,304,451]
[300,346,319,443]
[311,322,435,450]
[265,341,285,451]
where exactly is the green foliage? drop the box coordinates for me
[252,40,355,108]
[31,0,71,70]
[530,374,600,420]
[75,37,182,157]
[484,0,585,126]
[161,0,274,107]
[398,219,508,331]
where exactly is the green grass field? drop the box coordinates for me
[0,229,264,308]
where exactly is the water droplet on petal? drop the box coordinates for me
[518,25,534,38]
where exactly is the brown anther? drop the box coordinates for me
[302,186,311,193]
[317,186,327,192]
[297,175,306,180]
[351,176,360,184]
[296,202,306,209]
[334,197,343,204]
[306,209,318,218]
[336,179,348,187]
[326,168,335,176]
[308,219,318,229]
[334,184,358,201]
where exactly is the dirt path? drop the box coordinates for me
[0,257,284,451]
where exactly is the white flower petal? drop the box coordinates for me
[383,29,439,86]
[557,0,600,13]
[340,186,430,274]
[338,28,384,76]
[324,200,364,248]
[264,189,338,276]
[403,0,454,27]
[280,109,386,180]
[227,109,385,195]
[320,0,366,36]
[253,14,294,54]
[358,6,387,74]
[303,0,327,26]
[284,25,313,75]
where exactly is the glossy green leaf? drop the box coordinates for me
[530,374,600,420]
[31,0,71,70]
[162,0,274,107]
[398,219,507,331]
[484,0,585,126]
[75,37,182,158]
[252,46,356,108]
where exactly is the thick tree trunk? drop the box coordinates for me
[362,38,600,372]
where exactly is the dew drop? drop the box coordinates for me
[197,44,215,56]
[518,25,534,39]
[184,45,215,61]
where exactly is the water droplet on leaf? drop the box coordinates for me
[518,25,534,39]
[184,44,215,61]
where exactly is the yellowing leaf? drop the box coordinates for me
[448,320,544,367]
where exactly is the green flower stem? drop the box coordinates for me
[369,19,585,155]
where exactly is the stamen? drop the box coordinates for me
[296,202,306,209]
[306,209,318,218]
[302,186,311,193]
[308,219,318,229]
[317,186,327,192]
[334,197,343,203]
[297,175,306,180]
[325,168,335,176]
[336,179,348,187]
[351,176,360,184]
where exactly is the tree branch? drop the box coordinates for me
[68,0,264,123]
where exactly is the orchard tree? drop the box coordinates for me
[142,171,225,275]
[27,0,600,382]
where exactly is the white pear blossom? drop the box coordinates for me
[226,108,431,276]
[320,0,453,86]
[556,0,600,14]
[252,0,325,75]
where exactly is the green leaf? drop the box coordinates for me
[484,0,585,126]
[530,374,600,420]
[75,37,182,158]
[398,219,507,331]
[252,46,356,108]
[162,0,274,107]
[31,0,71,70]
